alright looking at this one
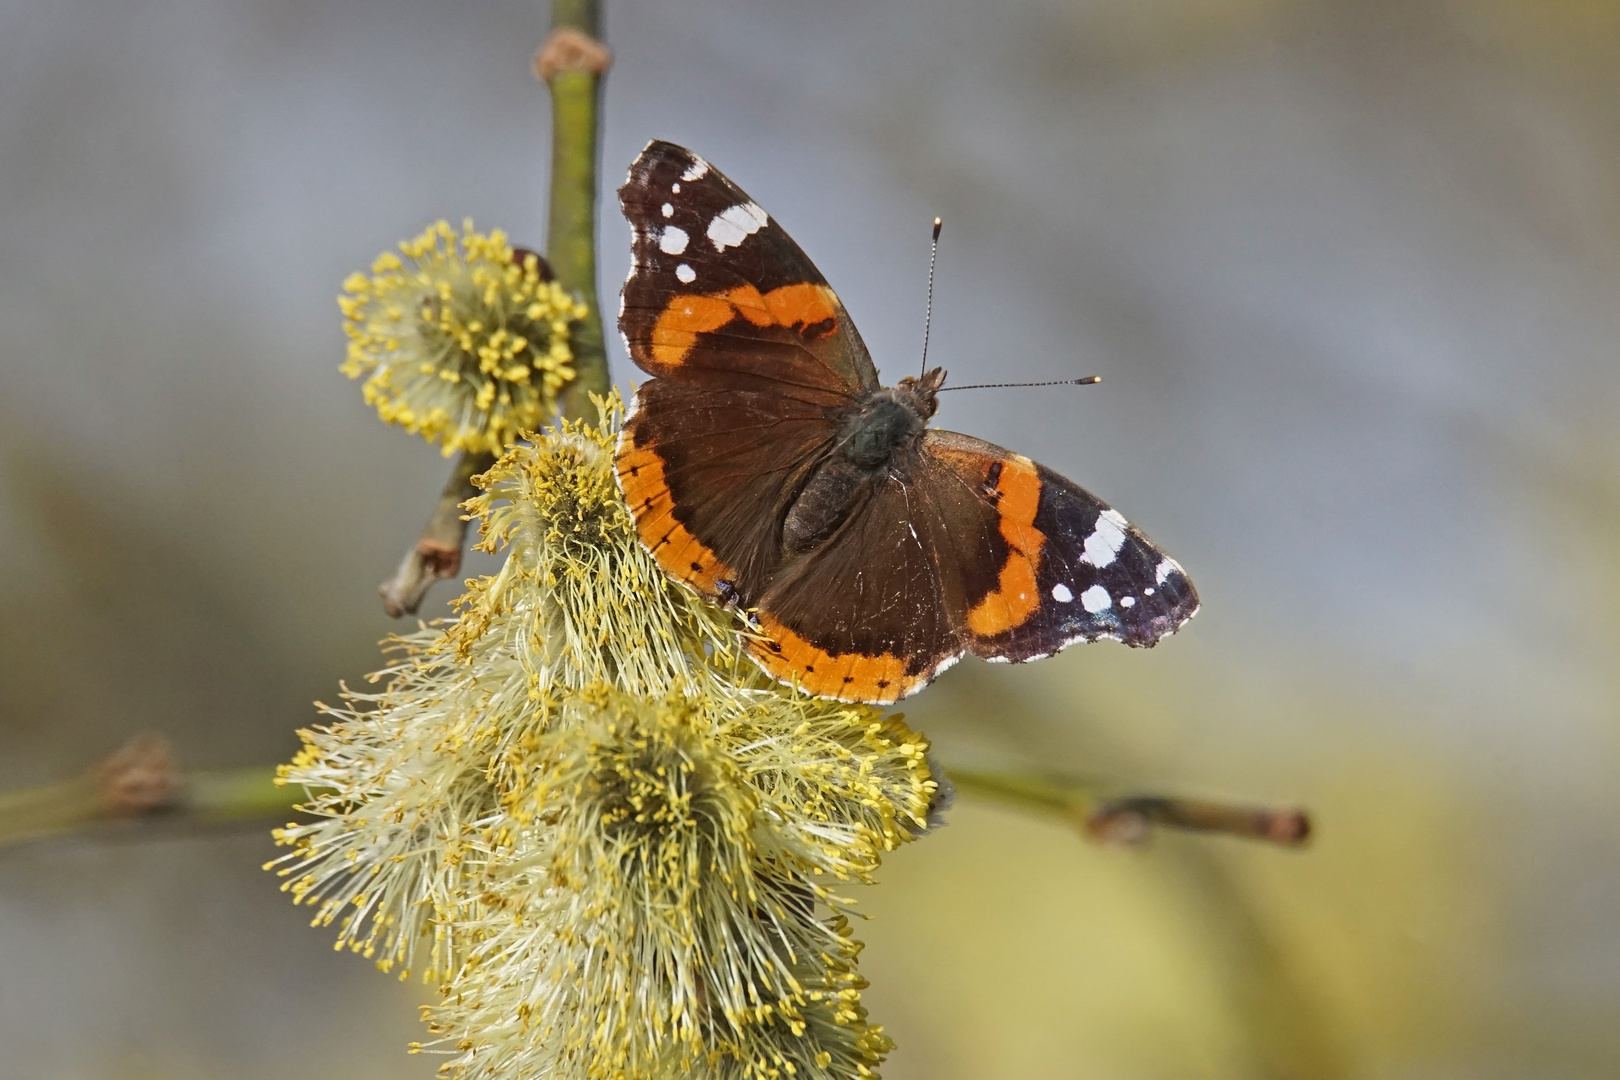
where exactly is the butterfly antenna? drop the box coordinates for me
[920,217,942,378]
[938,376,1102,392]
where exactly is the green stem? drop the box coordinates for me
[945,767,1093,822]
[188,767,305,823]
[544,0,611,422]
[945,767,1309,846]
[380,5,610,615]
[0,744,301,851]
[0,753,1308,853]
[0,775,104,848]
[0,751,1315,854]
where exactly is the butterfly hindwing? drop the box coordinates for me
[747,460,965,702]
[744,431,1198,703]
[616,379,833,604]
[923,430,1200,660]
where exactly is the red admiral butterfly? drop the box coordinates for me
[615,141,1198,704]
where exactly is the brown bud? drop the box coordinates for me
[533,27,612,82]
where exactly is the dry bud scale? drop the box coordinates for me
[271,399,943,1080]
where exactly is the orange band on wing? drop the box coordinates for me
[751,612,924,704]
[614,431,735,595]
[965,455,1046,638]
[721,283,771,326]
[763,282,838,330]
[650,293,737,367]
[648,283,841,367]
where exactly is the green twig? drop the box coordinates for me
[378,448,494,617]
[946,767,1091,818]
[0,774,105,849]
[0,736,301,851]
[0,744,1305,853]
[537,0,612,422]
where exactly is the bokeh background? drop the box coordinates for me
[3,0,1619,1077]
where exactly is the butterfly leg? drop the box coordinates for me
[715,578,762,628]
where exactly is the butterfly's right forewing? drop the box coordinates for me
[616,141,877,604]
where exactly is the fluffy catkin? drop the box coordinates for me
[272,398,939,1080]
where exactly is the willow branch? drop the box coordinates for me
[0,743,1305,853]
[945,766,1310,847]
[537,0,611,422]
[0,736,300,850]
[378,449,493,617]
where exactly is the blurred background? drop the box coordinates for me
[2,0,1618,1076]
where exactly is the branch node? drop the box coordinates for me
[95,734,180,817]
[379,450,492,617]
[534,27,612,81]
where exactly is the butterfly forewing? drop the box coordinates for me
[619,140,878,396]
[616,140,876,602]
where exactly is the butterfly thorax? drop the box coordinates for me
[844,368,943,463]
[778,369,945,558]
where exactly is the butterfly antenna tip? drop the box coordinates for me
[920,218,942,378]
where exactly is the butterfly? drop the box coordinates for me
[614,140,1198,704]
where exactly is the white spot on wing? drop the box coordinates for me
[1051,583,1073,603]
[1080,585,1112,613]
[671,182,681,193]
[681,158,709,181]
[708,202,769,251]
[675,263,696,283]
[659,226,689,255]
[1144,587,1155,596]
[1120,596,1136,608]
[1080,511,1128,568]
[660,203,674,218]
[1155,558,1182,585]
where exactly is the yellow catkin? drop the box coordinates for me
[271,398,940,1080]
[339,220,585,455]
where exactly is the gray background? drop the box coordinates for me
[2,1,1619,1077]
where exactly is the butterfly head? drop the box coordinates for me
[894,367,946,422]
